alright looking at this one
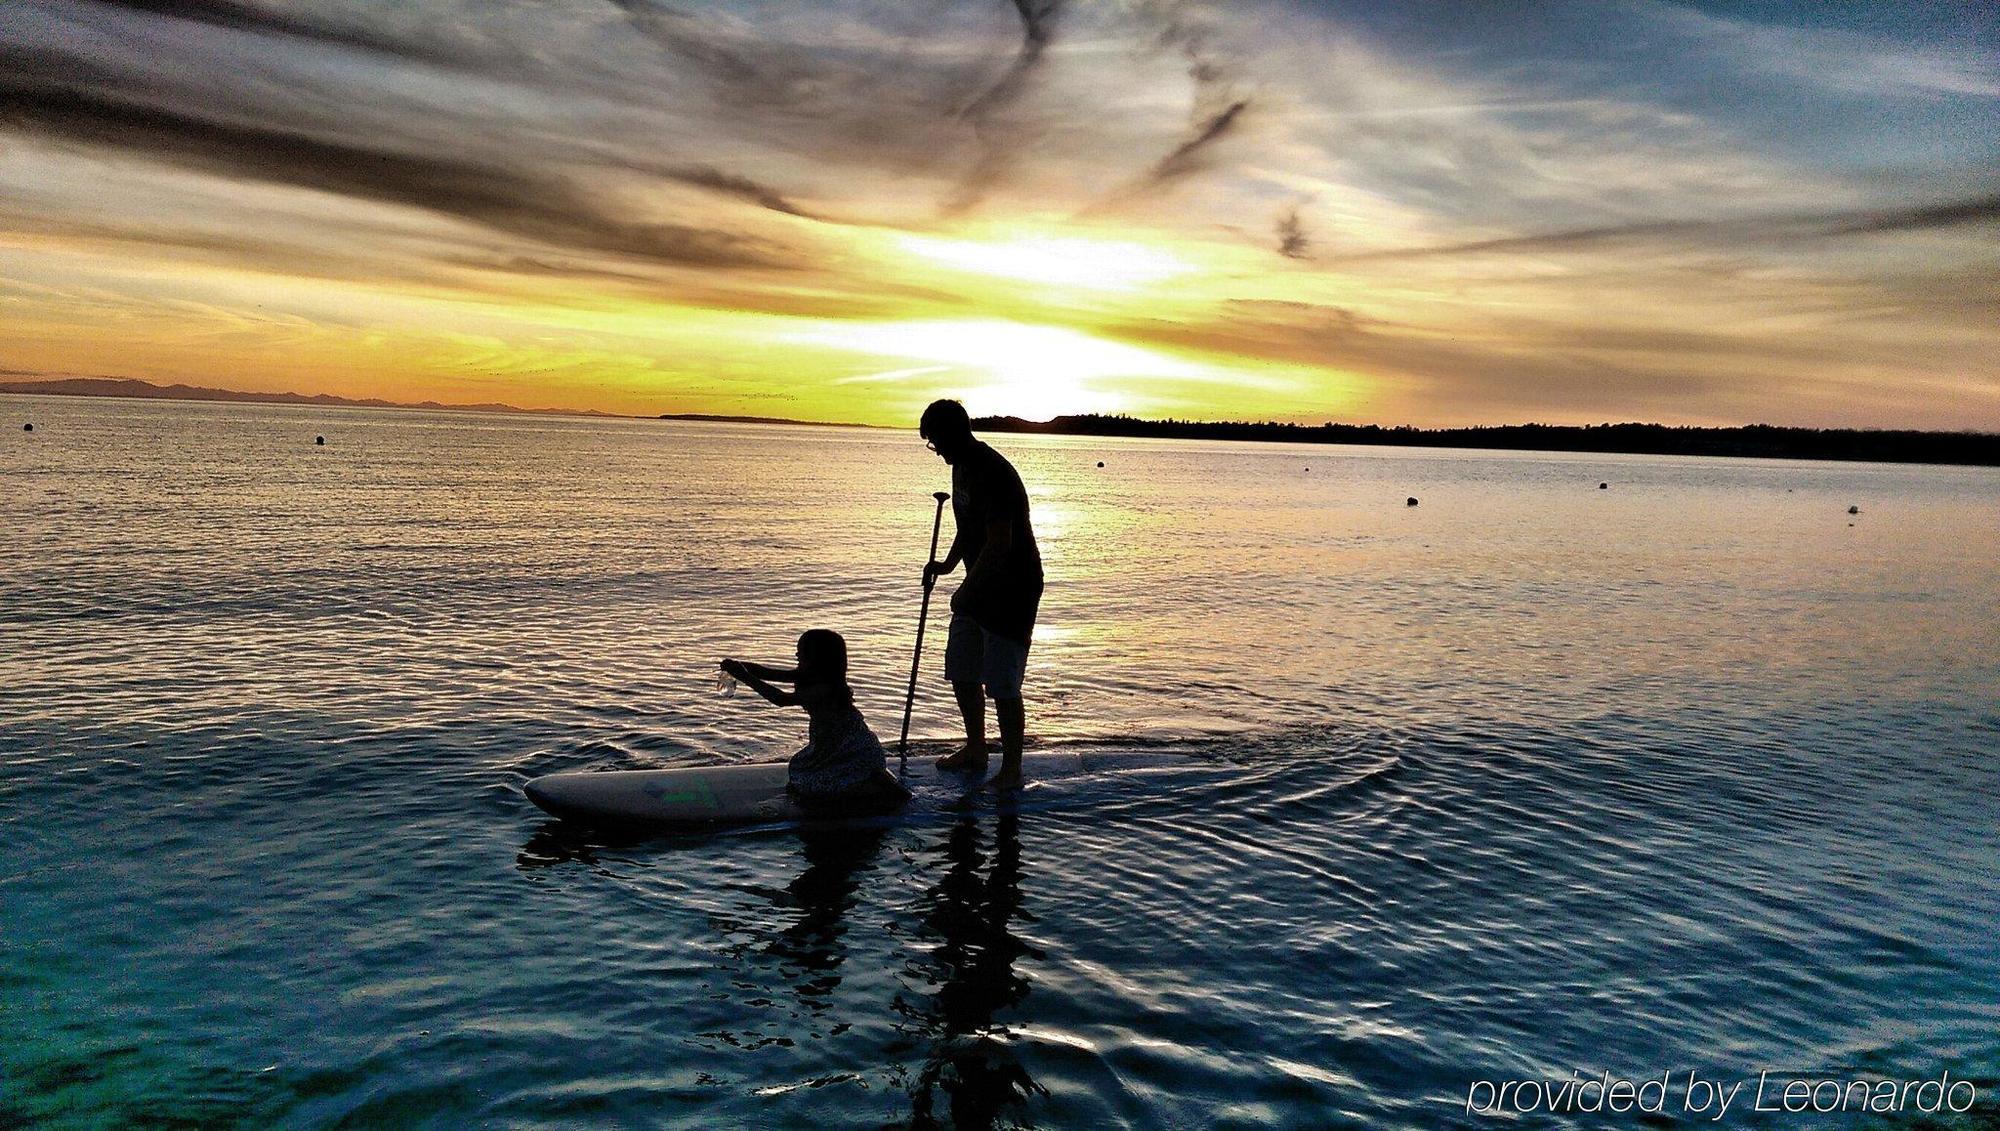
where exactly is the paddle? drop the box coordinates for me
[898,491,951,761]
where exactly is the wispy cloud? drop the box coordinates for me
[832,364,955,385]
[86,0,484,68]
[1275,202,1309,259]
[0,83,791,269]
[1640,1,2000,99]
[662,165,816,218]
[943,0,1064,214]
[1320,192,2000,262]
[1143,98,1251,188]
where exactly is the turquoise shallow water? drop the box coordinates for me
[3,395,1998,1128]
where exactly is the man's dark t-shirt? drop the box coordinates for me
[950,440,1043,645]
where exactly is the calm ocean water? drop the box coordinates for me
[3,395,1997,1129]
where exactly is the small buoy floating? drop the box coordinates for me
[1096,460,1104,468]
[21,423,31,432]
[1847,505,1860,515]
[1598,482,1608,489]
[315,435,325,446]
[1406,496,1419,507]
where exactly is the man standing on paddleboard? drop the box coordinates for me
[920,399,1044,788]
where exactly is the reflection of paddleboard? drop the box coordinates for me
[523,747,1183,829]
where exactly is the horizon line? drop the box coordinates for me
[4,375,1997,440]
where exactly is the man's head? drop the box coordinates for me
[919,399,975,464]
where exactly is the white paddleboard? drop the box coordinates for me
[523,747,1178,829]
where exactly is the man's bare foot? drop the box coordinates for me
[985,765,1024,790]
[935,743,988,772]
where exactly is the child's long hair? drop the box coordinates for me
[797,629,853,705]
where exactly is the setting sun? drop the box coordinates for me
[793,318,1223,420]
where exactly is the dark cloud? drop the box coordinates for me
[32,0,1283,239]
[0,82,791,270]
[88,0,483,68]
[17,3,831,239]
[957,0,1063,126]
[609,0,770,92]
[665,165,813,217]
[1330,218,1699,261]
[1149,99,1250,185]
[609,1,951,123]
[1331,192,2000,262]
[1277,202,1310,259]
[942,0,1063,215]
[1081,98,1250,215]
[606,0,1011,204]
[983,0,1063,109]
[0,212,436,286]
[1073,2,1258,216]
[1091,292,1999,426]
[1096,304,1747,421]
[608,1,1259,219]
[1120,3,1256,203]
[1827,193,2000,235]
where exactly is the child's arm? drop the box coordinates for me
[720,659,799,707]
[738,661,800,681]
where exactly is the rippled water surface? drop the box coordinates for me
[4,396,1998,1128]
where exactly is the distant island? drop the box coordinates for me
[973,414,2000,467]
[8,378,1996,465]
[0,377,622,419]
[0,378,887,428]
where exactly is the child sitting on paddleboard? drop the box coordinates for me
[720,630,909,810]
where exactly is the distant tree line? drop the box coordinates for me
[970,414,2000,467]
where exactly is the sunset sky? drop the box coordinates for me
[2,0,1996,428]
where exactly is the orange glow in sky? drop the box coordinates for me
[1,2,1995,429]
